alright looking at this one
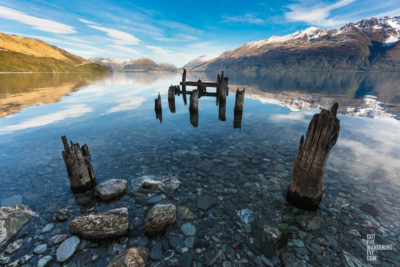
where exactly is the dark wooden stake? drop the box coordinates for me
[190,111,198,128]
[219,100,226,121]
[154,93,162,123]
[234,88,245,113]
[168,86,176,113]
[287,103,340,210]
[61,136,96,192]
[189,89,199,114]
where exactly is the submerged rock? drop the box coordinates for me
[56,236,80,262]
[4,239,23,254]
[37,255,53,267]
[69,207,129,239]
[359,203,379,217]
[54,207,73,222]
[145,204,176,236]
[94,179,127,201]
[48,234,68,246]
[252,220,288,258]
[107,247,149,267]
[197,195,217,211]
[0,205,35,250]
[141,179,164,190]
[181,223,196,236]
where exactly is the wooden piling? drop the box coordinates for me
[234,88,245,113]
[154,93,162,123]
[61,136,96,192]
[287,103,340,210]
[189,89,199,114]
[182,69,186,93]
[233,110,243,129]
[190,111,198,127]
[218,100,226,121]
[168,86,176,113]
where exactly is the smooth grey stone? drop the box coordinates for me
[181,223,196,236]
[197,195,217,211]
[41,223,54,234]
[147,195,164,204]
[292,239,304,248]
[150,242,163,261]
[179,253,193,267]
[184,237,195,248]
[56,236,80,262]
[37,255,53,267]
[34,244,47,254]
[169,236,183,252]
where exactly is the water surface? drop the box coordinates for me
[0,71,399,266]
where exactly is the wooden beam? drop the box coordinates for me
[180,81,219,87]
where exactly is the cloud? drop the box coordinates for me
[373,8,400,19]
[0,5,76,34]
[104,97,145,114]
[0,105,92,134]
[222,13,265,24]
[79,18,98,25]
[269,111,311,123]
[110,45,138,55]
[284,0,356,27]
[145,45,170,55]
[87,24,140,45]
[159,21,204,35]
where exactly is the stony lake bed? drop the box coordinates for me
[0,72,399,266]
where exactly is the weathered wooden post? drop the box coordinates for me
[234,88,245,113]
[168,86,176,113]
[190,111,198,128]
[218,72,229,102]
[287,103,340,210]
[182,69,186,93]
[62,136,96,192]
[154,93,162,123]
[189,89,199,114]
[218,100,226,121]
[233,110,243,129]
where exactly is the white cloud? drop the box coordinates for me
[223,13,264,24]
[145,45,170,55]
[373,8,400,19]
[88,24,140,45]
[0,105,92,134]
[0,5,76,34]
[105,97,145,114]
[110,45,138,55]
[79,18,98,25]
[284,0,356,27]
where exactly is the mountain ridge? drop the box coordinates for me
[90,57,178,72]
[0,32,110,73]
[184,16,400,72]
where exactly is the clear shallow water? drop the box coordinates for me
[0,72,399,266]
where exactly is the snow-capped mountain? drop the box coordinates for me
[90,57,177,72]
[186,16,400,72]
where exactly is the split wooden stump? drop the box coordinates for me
[287,103,340,210]
[62,136,96,192]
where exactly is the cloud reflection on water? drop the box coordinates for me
[0,104,92,134]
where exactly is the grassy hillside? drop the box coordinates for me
[0,32,110,73]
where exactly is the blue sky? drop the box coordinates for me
[0,0,399,67]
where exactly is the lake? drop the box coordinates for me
[0,71,399,266]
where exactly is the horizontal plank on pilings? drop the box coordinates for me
[180,81,219,87]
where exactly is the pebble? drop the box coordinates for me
[56,236,80,262]
[197,195,217,211]
[181,223,196,236]
[150,242,163,260]
[41,223,54,234]
[34,244,47,254]
[292,239,305,248]
[37,255,53,267]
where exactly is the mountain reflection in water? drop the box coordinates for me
[0,72,110,118]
